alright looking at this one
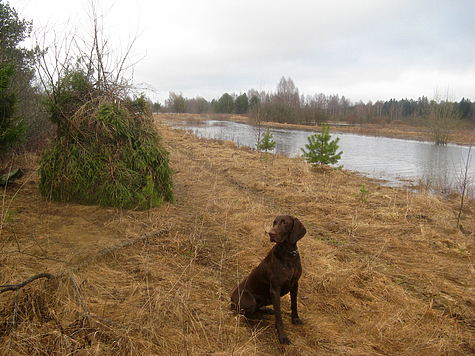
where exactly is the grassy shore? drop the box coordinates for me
[0,114,474,355]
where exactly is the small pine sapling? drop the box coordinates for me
[354,184,369,202]
[301,124,342,167]
[258,127,276,153]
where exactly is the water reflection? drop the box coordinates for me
[168,119,473,188]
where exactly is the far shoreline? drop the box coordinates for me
[156,113,475,147]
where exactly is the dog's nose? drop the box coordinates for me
[269,230,276,242]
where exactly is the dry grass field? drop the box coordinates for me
[1,114,475,355]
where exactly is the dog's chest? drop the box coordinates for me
[276,258,301,283]
[278,266,301,296]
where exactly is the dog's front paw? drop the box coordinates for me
[279,334,291,345]
[292,317,303,325]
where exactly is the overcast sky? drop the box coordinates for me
[6,0,475,105]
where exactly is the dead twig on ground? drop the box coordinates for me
[0,272,54,293]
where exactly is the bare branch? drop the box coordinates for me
[0,272,55,293]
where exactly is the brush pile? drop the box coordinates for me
[38,71,173,209]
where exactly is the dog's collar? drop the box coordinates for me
[277,243,299,257]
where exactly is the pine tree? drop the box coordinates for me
[257,127,276,153]
[0,1,33,156]
[0,63,26,154]
[301,124,342,167]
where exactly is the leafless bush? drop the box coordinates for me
[426,90,462,145]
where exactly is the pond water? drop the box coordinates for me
[168,119,474,189]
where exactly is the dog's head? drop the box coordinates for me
[269,215,306,244]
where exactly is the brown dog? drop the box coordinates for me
[231,215,307,344]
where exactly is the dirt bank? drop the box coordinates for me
[1,117,474,355]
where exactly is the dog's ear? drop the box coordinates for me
[289,217,306,243]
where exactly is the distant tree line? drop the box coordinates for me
[159,77,475,129]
